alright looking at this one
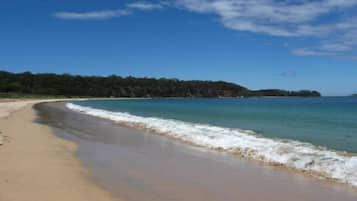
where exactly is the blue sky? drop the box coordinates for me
[1,0,357,96]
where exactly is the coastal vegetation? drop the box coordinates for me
[0,71,320,98]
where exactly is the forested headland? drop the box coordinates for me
[0,71,321,98]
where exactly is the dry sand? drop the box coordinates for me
[0,100,120,201]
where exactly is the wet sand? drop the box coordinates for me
[0,100,120,201]
[36,102,357,201]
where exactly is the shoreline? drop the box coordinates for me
[66,101,357,189]
[0,99,122,201]
[35,101,357,201]
[3,99,357,201]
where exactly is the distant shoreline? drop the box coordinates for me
[0,93,323,100]
[0,71,321,98]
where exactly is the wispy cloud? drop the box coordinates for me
[291,19,357,57]
[175,0,357,37]
[127,2,164,10]
[53,0,357,58]
[54,9,131,20]
[292,48,334,56]
[53,1,165,20]
[175,0,357,58]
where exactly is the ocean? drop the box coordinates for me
[67,97,357,187]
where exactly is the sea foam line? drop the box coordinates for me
[66,102,357,187]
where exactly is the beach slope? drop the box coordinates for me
[0,101,119,201]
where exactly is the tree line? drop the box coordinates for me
[0,71,321,98]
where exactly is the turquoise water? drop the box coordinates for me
[74,97,357,153]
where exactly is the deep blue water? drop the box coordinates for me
[74,97,357,153]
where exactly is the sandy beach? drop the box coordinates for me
[0,100,120,201]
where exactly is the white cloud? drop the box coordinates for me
[54,9,131,20]
[176,0,357,36]
[127,2,164,10]
[53,0,357,58]
[175,0,357,58]
[291,18,357,56]
[53,1,165,20]
[292,48,334,56]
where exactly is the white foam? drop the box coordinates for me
[66,102,357,187]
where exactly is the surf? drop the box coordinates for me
[66,102,357,188]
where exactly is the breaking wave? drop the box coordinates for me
[66,102,357,187]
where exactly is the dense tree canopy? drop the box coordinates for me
[0,71,320,98]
